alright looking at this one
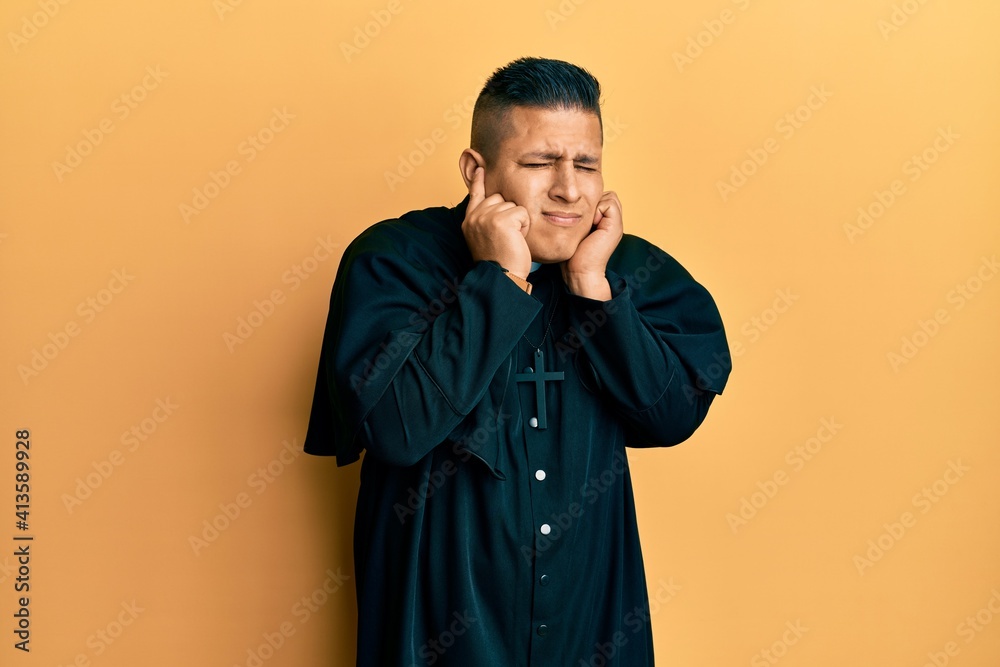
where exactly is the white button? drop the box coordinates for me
[528,417,538,428]
[535,470,546,481]
[540,524,551,535]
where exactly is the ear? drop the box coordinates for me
[458,149,486,190]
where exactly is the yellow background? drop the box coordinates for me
[2,0,999,664]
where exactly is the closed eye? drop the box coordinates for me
[523,162,598,172]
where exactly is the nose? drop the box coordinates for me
[550,161,580,202]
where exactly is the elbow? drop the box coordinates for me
[357,416,431,468]
[626,386,716,448]
[665,400,712,446]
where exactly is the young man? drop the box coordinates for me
[304,57,731,666]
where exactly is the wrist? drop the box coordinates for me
[564,270,611,301]
[485,260,532,294]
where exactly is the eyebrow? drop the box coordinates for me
[519,151,600,165]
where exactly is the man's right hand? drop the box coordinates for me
[461,166,532,279]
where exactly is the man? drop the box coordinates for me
[304,57,731,666]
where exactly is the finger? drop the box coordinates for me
[468,166,485,210]
[595,193,621,225]
[607,192,621,216]
[513,206,530,237]
[481,193,511,210]
[597,206,620,231]
[593,200,607,225]
[494,203,526,226]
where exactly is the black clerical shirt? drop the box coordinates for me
[303,195,731,666]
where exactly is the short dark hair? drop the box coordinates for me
[470,57,603,167]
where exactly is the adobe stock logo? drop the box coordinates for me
[920,588,1000,667]
[844,126,959,243]
[18,268,136,385]
[393,410,510,524]
[232,567,351,667]
[877,0,933,40]
[578,579,682,667]
[544,0,591,30]
[188,438,303,556]
[55,600,145,666]
[726,417,843,534]
[750,620,809,667]
[51,66,169,182]
[672,0,756,73]
[339,0,408,63]
[409,611,477,667]
[213,0,247,20]
[7,0,72,53]
[222,236,338,353]
[716,86,833,202]
[180,107,295,224]
[62,397,180,514]
[886,255,997,372]
[852,459,970,576]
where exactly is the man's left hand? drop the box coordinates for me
[561,191,623,300]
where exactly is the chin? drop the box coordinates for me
[529,246,579,265]
[528,231,588,265]
[532,256,568,265]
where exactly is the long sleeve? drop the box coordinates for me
[562,236,731,447]
[303,219,541,467]
[312,216,729,666]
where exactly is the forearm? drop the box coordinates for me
[344,260,539,466]
[564,271,720,446]
[564,271,612,301]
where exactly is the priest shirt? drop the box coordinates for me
[303,194,731,666]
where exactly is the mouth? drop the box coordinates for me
[542,212,582,227]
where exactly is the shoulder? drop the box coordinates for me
[340,198,470,271]
[607,233,695,285]
[350,200,459,250]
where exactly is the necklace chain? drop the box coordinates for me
[522,289,560,350]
